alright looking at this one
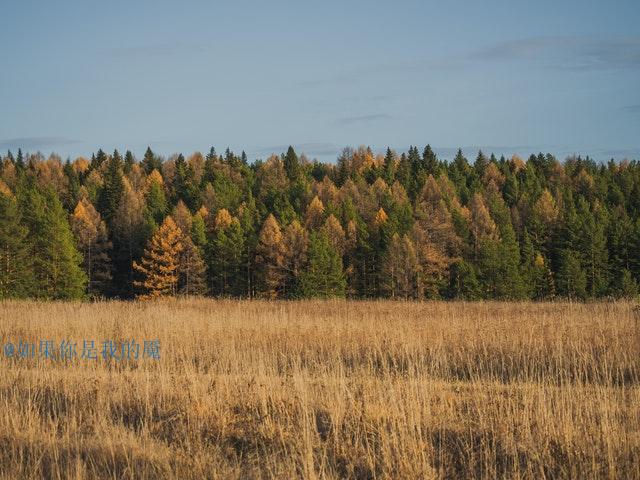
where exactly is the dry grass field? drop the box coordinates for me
[0,300,638,479]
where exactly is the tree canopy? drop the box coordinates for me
[1,145,639,300]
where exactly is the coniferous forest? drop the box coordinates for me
[1,144,639,301]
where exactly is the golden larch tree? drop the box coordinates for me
[255,214,287,298]
[469,192,499,246]
[70,197,112,296]
[282,219,309,294]
[305,196,325,231]
[321,214,346,255]
[133,216,184,299]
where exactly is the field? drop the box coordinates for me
[0,300,638,479]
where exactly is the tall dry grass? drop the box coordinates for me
[0,299,638,479]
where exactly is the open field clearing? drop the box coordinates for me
[0,300,638,479]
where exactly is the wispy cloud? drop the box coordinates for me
[297,35,640,88]
[335,114,392,125]
[622,104,640,114]
[107,42,208,59]
[0,137,82,151]
[471,36,640,71]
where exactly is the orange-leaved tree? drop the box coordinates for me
[133,215,183,299]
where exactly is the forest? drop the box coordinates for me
[0,144,639,301]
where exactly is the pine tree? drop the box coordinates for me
[63,160,81,210]
[17,181,87,299]
[556,249,587,299]
[191,209,208,248]
[141,147,162,174]
[382,148,395,185]
[612,269,638,299]
[575,199,609,297]
[407,146,423,201]
[0,191,34,298]
[298,232,346,298]
[447,260,481,300]
[283,145,300,181]
[208,210,245,296]
[172,154,199,210]
[422,145,438,176]
[91,149,107,171]
[124,150,135,173]
[70,197,112,297]
[144,169,168,227]
[97,150,125,225]
[520,228,554,299]
[133,216,184,299]
[15,148,25,169]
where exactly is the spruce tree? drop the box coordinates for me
[422,145,438,176]
[123,150,135,173]
[0,191,34,298]
[447,260,481,300]
[556,249,587,300]
[283,146,300,181]
[208,210,245,296]
[172,154,199,210]
[97,150,125,225]
[298,232,346,298]
[17,180,86,299]
[141,146,162,174]
[382,148,395,185]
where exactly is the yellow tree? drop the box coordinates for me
[69,197,112,296]
[172,201,207,295]
[133,216,184,299]
[469,192,499,248]
[383,233,420,299]
[255,214,286,298]
[282,219,309,295]
[305,196,325,231]
[321,214,346,255]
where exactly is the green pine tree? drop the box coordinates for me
[556,249,587,300]
[0,191,34,298]
[17,180,87,299]
[297,232,346,298]
[97,150,125,224]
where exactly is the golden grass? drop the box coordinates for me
[0,299,638,479]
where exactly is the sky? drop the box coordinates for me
[1,0,639,163]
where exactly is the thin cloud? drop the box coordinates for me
[622,104,640,114]
[471,36,640,71]
[0,137,82,151]
[335,114,392,125]
[108,43,209,59]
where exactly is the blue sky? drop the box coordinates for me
[1,0,639,162]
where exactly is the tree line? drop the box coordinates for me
[0,144,639,300]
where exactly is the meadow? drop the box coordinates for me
[0,300,638,479]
